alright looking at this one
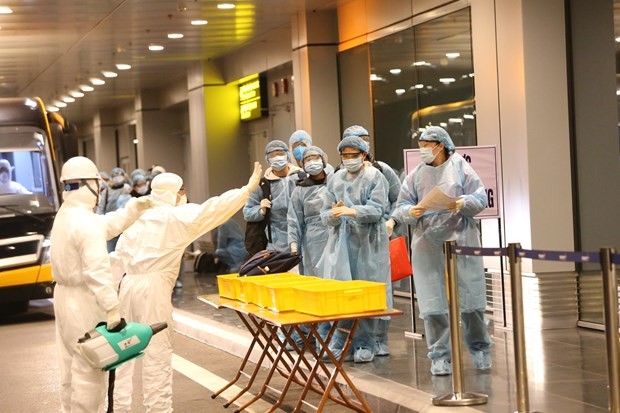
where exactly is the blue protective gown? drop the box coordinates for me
[394,152,488,318]
[319,166,391,353]
[243,164,301,252]
[287,176,329,276]
[215,219,247,273]
[319,167,390,283]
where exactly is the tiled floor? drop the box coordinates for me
[172,269,612,412]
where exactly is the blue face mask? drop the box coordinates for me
[342,158,363,173]
[304,160,323,176]
[293,146,306,161]
[269,155,288,171]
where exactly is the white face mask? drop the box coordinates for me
[420,147,438,164]
[304,160,324,176]
[112,175,125,185]
[177,194,187,206]
[0,171,9,183]
[136,186,148,195]
[269,155,288,171]
[342,158,363,173]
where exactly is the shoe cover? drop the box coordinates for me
[373,341,390,357]
[353,347,374,363]
[430,359,452,376]
[322,346,353,363]
[472,351,492,370]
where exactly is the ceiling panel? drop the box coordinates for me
[0,0,338,122]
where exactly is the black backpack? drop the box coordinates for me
[239,250,302,276]
[244,178,272,256]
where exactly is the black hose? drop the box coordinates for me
[107,369,115,413]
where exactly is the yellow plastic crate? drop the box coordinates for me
[257,277,330,312]
[238,273,301,303]
[216,273,241,299]
[294,280,387,316]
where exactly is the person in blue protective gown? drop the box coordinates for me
[287,145,331,275]
[214,219,247,273]
[342,125,401,356]
[394,125,492,376]
[319,135,390,363]
[243,140,301,252]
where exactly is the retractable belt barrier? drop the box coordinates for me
[435,243,620,413]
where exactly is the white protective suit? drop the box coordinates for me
[113,170,259,413]
[51,184,149,413]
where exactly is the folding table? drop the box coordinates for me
[198,294,402,412]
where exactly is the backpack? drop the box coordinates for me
[239,249,302,276]
[244,178,272,256]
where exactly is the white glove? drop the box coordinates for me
[409,205,425,218]
[385,219,395,237]
[246,162,263,192]
[125,196,153,213]
[290,242,298,254]
[106,306,121,331]
[332,206,357,218]
[259,198,271,215]
[449,197,465,213]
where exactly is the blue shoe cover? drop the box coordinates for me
[373,341,390,357]
[472,351,492,370]
[353,347,374,363]
[323,346,353,363]
[430,359,452,376]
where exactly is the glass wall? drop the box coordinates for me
[369,7,476,175]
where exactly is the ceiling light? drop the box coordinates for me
[167,33,184,39]
[0,7,13,14]
[54,101,67,108]
[70,91,84,98]
[115,64,131,70]
[439,122,448,128]
[47,106,59,112]
[102,71,118,78]
[395,89,406,95]
[449,118,464,124]
[148,44,164,51]
[389,68,402,75]
[413,61,428,66]
[80,84,94,92]
[469,73,475,77]
[439,77,456,84]
[191,20,208,25]
[90,78,105,85]
[217,3,236,9]
[446,52,460,59]
[62,96,75,103]
[414,84,424,89]
[463,114,475,120]
[370,74,383,81]
[616,37,620,43]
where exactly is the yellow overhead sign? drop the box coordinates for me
[239,74,264,121]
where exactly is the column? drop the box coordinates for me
[93,110,117,173]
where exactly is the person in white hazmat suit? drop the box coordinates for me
[113,163,262,413]
[51,156,152,413]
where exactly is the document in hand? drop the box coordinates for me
[417,187,458,211]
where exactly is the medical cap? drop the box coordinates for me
[132,174,147,186]
[151,172,183,193]
[288,130,313,145]
[337,136,369,153]
[151,165,166,176]
[419,126,456,154]
[130,168,147,180]
[110,167,126,176]
[302,145,328,166]
[0,159,11,172]
[264,140,290,161]
[342,125,369,139]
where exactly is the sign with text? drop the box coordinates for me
[403,146,500,219]
[239,73,266,121]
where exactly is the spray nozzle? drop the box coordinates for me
[150,322,168,335]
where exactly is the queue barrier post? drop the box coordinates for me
[432,240,488,406]
[601,247,620,413]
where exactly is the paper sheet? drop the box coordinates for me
[417,187,458,211]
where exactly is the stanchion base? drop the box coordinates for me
[432,392,488,406]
